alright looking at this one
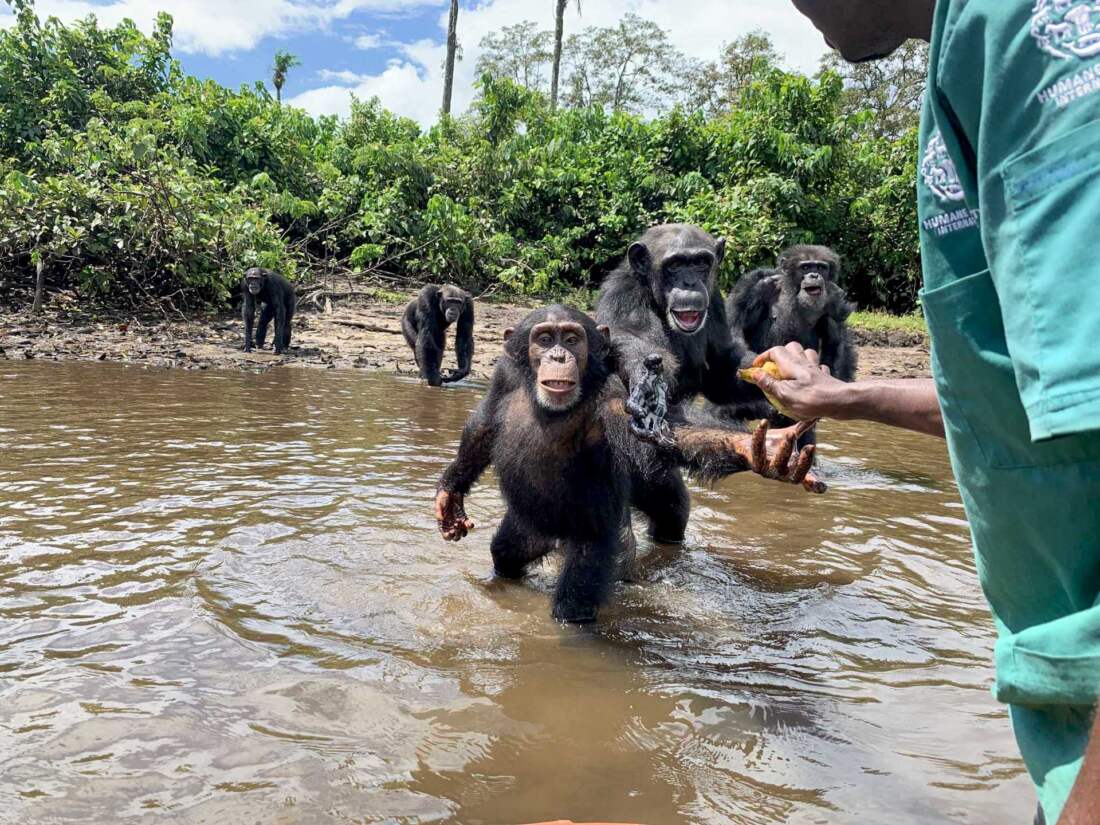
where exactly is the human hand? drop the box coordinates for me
[435,489,474,541]
[750,343,850,422]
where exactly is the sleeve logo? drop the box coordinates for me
[1031,0,1100,59]
[920,130,966,203]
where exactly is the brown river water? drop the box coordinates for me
[0,362,1034,825]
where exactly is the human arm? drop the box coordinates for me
[1059,709,1100,825]
[752,343,945,438]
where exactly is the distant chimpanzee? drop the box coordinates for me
[596,224,755,411]
[402,284,475,387]
[435,305,823,624]
[241,267,296,355]
[724,245,857,433]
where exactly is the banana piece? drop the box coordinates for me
[739,362,795,418]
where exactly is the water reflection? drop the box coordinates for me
[0,362,1030,823]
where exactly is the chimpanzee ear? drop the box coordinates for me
[596,324,611,347]
[628,242,652,279]
[503,327,514,342]
[714,238,726,265]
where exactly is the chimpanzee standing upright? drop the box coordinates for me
[241,267,296,355]
[435,305,823,624]
[402,284,475,386]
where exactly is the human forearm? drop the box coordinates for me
[833,379,945,438]
[752,345,945,439]
[1059,708,1100,825]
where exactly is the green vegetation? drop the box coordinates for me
[0,0,924,315]
[849,311,928,339]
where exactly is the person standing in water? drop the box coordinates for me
[756,2,1100,823]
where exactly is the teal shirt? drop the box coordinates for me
[919,0,1100,819]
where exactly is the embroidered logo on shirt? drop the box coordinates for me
[920,131,966,204]
[1031,0,1100,60]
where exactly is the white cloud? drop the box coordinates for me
[354,33,385,49]
[290,0,831,126]
[0,0,444,57]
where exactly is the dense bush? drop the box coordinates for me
[0,1,921,311]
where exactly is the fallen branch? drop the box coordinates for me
[330,319,403,334]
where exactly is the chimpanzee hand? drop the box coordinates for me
[735,419,826,494]
[435,489,475,541]
[242,341,253,352]
[626,353,675,447]
[440,369,460,383]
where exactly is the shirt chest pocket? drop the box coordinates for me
[1001,120,1100,435]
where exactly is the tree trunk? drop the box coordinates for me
[276,84,282,104]
[550,0,567,109]
[441,0,459,116]
[31,258,45,315]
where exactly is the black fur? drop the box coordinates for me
[724,245,857,440]
[437,305,756,624]
[402,284,475,386]
[242,268,295,355]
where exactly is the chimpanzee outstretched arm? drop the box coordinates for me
[443,298,475,384]
[608,395,825,494]
[611,308,681,397]
[242,293,255,352]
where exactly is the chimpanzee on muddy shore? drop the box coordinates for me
[435,305,823,624]
[241,267,296,355]
[402,284,475,387]
[723,245,857,437]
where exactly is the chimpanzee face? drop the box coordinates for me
[527,320,589,411]
[778,246,839,317]
[244,268,267,296]
[629,225,725,337]
[440,296,464,324]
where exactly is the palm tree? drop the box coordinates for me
[441,0,460,116]
[550,0,580,109]
[271,50,301,104]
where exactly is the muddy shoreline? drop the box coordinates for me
[0,295,930,381]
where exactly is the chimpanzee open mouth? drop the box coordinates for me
[539,379,577,393]
[670,309,706,333]
[803,285,824,296]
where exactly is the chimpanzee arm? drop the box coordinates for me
[401,300,419,352]
[701,292,751,406]
[242,292,255,352]
[438,369,508,495]
[818,317,858,382]
[443,298,475,384]
[727,270,778,358]
[612,312,681,397]
[273,293,289,355]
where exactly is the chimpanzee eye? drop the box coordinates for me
[564,334,579,346]
[538,334,553,347]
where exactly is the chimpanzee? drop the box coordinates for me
[435,305,823,624]
[402,284,475,387]
[595,224,750,412]
[724,245,857,432]
[241,267,296,355]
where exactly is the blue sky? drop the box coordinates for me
[0,1,830,125]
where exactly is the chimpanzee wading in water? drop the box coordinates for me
[435,305,824,624]
[241,267,296,355]
[724,245,856,434]
[402,284,474,386]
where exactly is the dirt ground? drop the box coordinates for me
[0,294,930,381]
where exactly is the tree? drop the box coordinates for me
[563,13,690,114]
[271,50,301,104]
[690,30,782,116]
[441,0,459,116]
[476,21,552,92]
[820,39,928,137]
[550,0,580,110]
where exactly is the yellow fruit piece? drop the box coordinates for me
[738,362,794,418]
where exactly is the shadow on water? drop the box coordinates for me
[0,362,1030,824]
